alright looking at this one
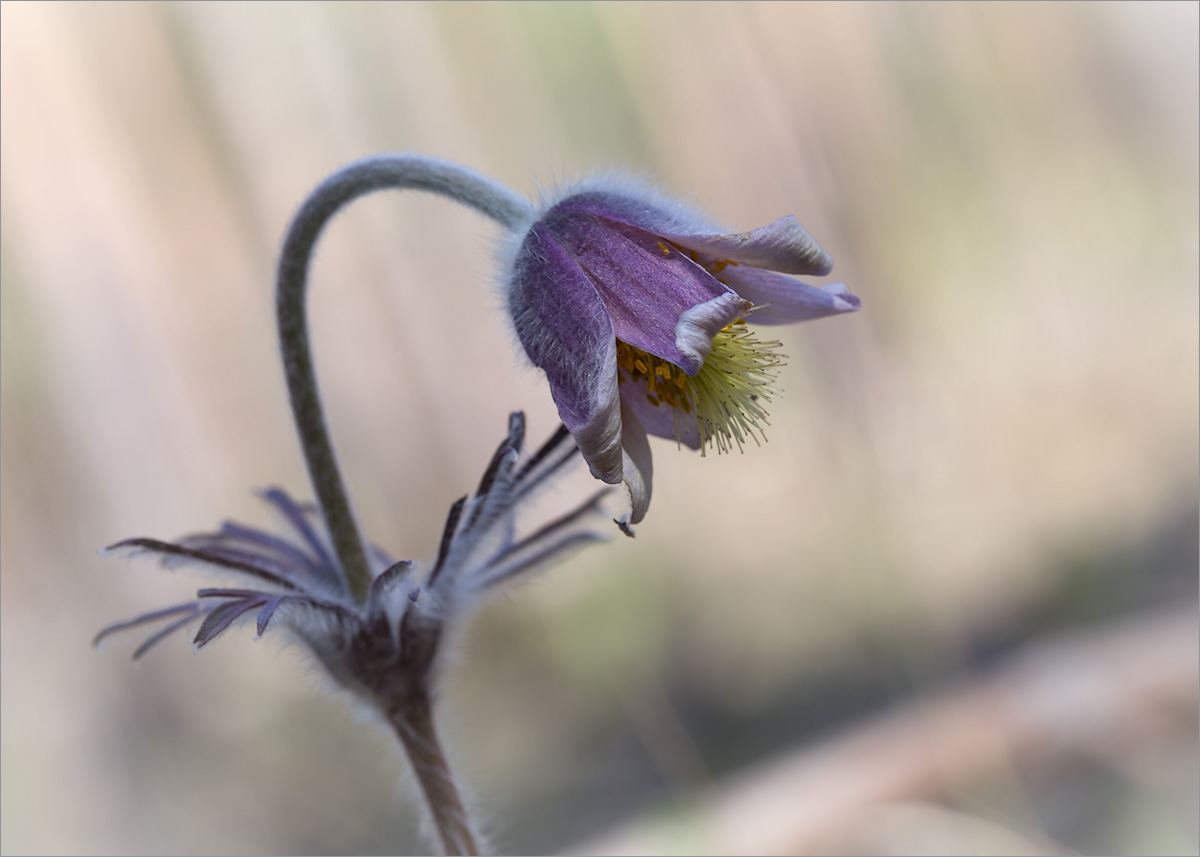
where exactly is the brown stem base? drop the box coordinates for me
[390,695,480,856]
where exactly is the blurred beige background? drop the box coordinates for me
[1,2,1197,855]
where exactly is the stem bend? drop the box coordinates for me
[275,154,533,603]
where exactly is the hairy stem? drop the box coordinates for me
[275,154,533,603]
[390,694,481,856]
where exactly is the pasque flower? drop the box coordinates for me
[97,154,860,854]
[507,180,860,527]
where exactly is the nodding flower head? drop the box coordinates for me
[95,415,608,714]
[506,178,860,526]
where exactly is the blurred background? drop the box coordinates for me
[2,2,1197,854]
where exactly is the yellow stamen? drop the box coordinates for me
[656,240,672,256]
[615,320,784,455]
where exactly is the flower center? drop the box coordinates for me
[616,320,784,455]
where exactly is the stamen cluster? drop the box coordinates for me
[617,319,784,456]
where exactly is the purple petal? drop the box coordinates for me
[105,538,299,591]
[465,417,524,534]
[618,380,702,450]
[196,587,274,599]
[513,423,573,487]
[722,267,861,324]
[674,292,753,373]
[256,596,285,637]
[199,587,355,623]
[617,395,654,528]
[565,342,621,485]
[426,496,467,587]
[480,488,610,588]
[483,532,605,587]
[539,206,738,371]
[513,433,582,506]
[209,521,337,588]
[661,215,834,276]
[193,597,267,649]
[510,224,624,483]
[475,413,526,498]
[258,488,342,588]
[94,602,202,648]
[176,541,308,588]
[133,609,212,660]
[547,190,710,238]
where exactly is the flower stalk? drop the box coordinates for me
[390,693,481,856]
[276,154,533,604]
[271,156,541,853]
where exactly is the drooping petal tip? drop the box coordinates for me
[509,225,624,483]
[823,281,862,312]
[725,270,861,325]
[615,396,653,529]
[673,293,753,374]
[662,214,834,277]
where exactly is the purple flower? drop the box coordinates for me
[507,180,860,526]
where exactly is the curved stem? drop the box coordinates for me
[390,694,481,856]
[276,155,533,603]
